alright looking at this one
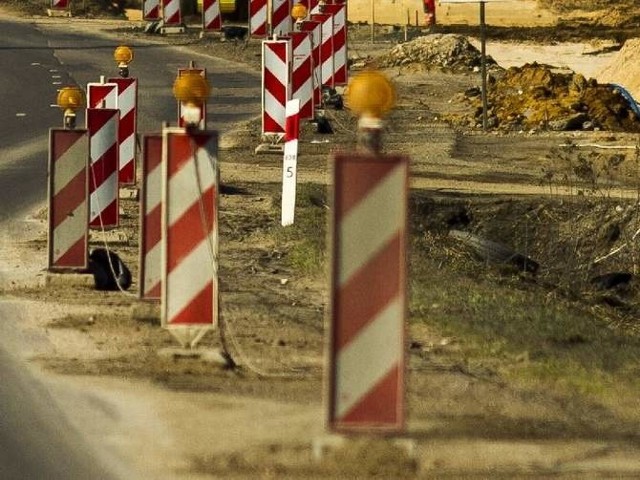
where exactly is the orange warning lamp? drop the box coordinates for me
[346,70,396,153]
[114,45,133,65]
[291,2,308,21]
[57,86,84,110]
[346,70,396,122]
[56,86,84,129]
[173,71,211,127]
[173,71,211,105]
[114,45,134,77]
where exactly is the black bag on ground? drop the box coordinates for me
[89,248,132,291]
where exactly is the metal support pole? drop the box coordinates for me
[370,0,375,44]
[358,119,383,155]
[480,1,488,131]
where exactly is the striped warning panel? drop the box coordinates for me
[140,134,163,300]
[47,129,89,271]
[87,108,119,229]
[51,0,69,9]
[161,128,219,346]
[310,13,334,88]
[328,153,408,432]
[300,20,322,108]
[86,83,118,110]
[262,40,290,135]
[307,0,320,14]
[290,31,314,120]
[202,0,222,31]
[249,0,268,37]
[108,77,138,185]
[324,2,348,86]
[143,0,161,20]
[271,0,292,36]
[162,0,181,25]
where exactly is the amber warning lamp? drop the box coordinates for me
[345,70,396,153]
[173,71,211,128]
[291,2,308,30]
[114,45,134,78]
[56,86,85,129]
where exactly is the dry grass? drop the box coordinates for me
[538,0,633,12]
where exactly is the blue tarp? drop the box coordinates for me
[607,83,640,118]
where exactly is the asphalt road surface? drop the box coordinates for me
[0,16,260,221]
[0,16,260,479]
[0,345,122,480]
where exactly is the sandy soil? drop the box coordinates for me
[348,0,557,27]
[2,2,640,479]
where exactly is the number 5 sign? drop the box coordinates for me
[282,99,300,226]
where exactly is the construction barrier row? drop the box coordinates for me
[259,5,349,140]
[46,10,407,433]
[140,0,347,40]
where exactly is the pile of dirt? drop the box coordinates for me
[539,0,629,13]
[454,63,640,131]
[598,38,640,101]
[374,34,496,72]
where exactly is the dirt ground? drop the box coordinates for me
[2,1,640,478]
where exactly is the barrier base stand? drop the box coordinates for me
[199,30,222,40]
[157,347,232,367]
[119,186,140,200]
[47,8,71,17]
[161,24,186,34]
[89,229,130,245]
[255,133,284,154]
[312,434,416,462]
[254,143,284,154]
[44,271,94,288]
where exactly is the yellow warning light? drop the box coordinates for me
[172,71,211,105]
[346,70,396,120]
[56,86,84,111]
[113,45,134,65]
[291,2,308,21]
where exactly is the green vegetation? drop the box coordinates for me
[271,183,328,275]
[410,241,640,401]
[270,176,640,419]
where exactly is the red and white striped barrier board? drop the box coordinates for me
[161,128,219,347]
[177,68,207,129]
[249,0,268,37]
[140,134,163,300]
[108,77,138,185]
[307,0,321,15]
[51,0,69,9]
[87,82,118,110]
[281,99,300,226]
[47,129,89,271]
[87,108,119,229]
[162,0,181,25]
[271,0,292,36]
[425,0,436,26]
[328,153,408,432]
[202,0,222,31]
[310,13,334,88]
[300,20,322,108]
[262,40,290,136]
[290,32,314,120]
[324,3,347,86]
[143,0,161,20]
